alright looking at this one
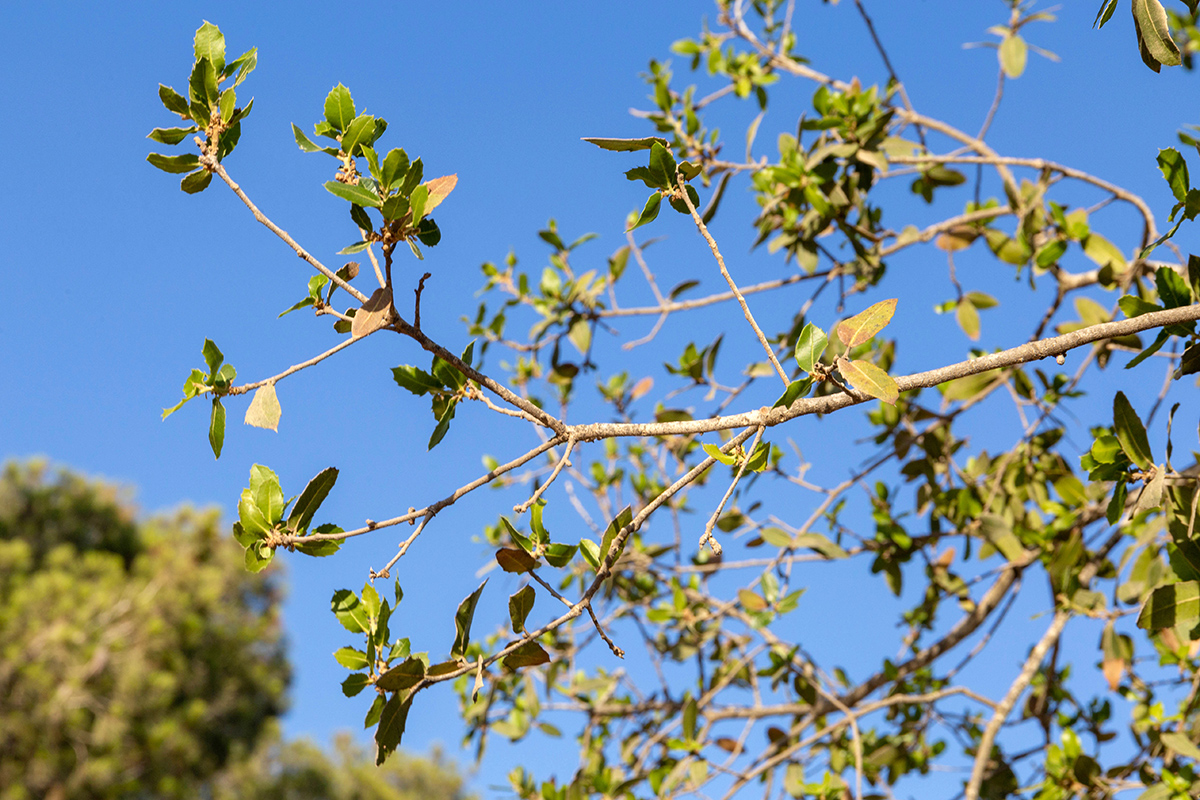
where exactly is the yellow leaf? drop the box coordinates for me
[244,383,281,432]
[837,357,899,405]
[835,298,898,347]
[422,174,458,214]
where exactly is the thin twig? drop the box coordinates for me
[228,334,364,395]
[701,426,764,556]
[514,439,576,515]
[676,171,790,387]
[202,158,369,304]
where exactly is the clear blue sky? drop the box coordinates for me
[2,1,1196,795]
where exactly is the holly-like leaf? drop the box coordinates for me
[244,383,281,431]
[193,21,226,75]
[1113,391,1153,470]
[375,694,412,765]
[341,673,370,697]
[339,114,376,156]
[509,584,536,633]
[543,543,578,568]
[582,136,670,151]
[837,357,899,405]
[331,589,369,633]
[287,467,339,533]
[836,299,898,347]
[450,580,488,661]
[323,83,356,132]
[158,84,190,116]
[772,378,812,409]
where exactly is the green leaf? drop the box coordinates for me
[1125,329,1170,369]
[1082,233,1126,270]
[193,21,226,75]
[331,589,369,633]
[340,114,376,156]
[508,585,536,633]
[980,514,1024,561]
[837,358,899,405]
[341,673,370,697]
[224,47,257,86]
[702,442,737,466]
[578,538,601,570]
[1113,391,1154,470]
[793,533,849,559]
[1158,148,1190,202]
[451,580,488,661]
[628,192,662,231]
[147,126,198,145]
[1156,266,1191,309]
[323,83,356,132]
[581,136,670,151]
[243,383,281,432]
[179,168,213,194]
[158,84,190,116]
[496,547,538,573]
[1118,294,1162,318]
[292,123,333,154]
[648,142,679,188]
[250,464,284,524]
[146,153,201,174]
[794,323,828,372]
[956,299,981,341]
[1094,0,1119,28]
[188,57,217,112]
[1161,731,1200,762]
[375,694,412,765]
[999,34,1027,78]
[599,505,635,567]
[427,398,457,450]
[288,467,339,533]
[377,657,425,692]
[237,489,271,540]
[209,399,225,459]
[682,697,698,741]
[543,543,578,568]
[837,299,898,347]
[244,541,274,572]
[391,365,443,396]
[409,184,430,225]
[323,180,382,208]
[382,148,410,190]
[334,647,369,671]
[1132,0,1182,69]
[772,378,812,409]
[1137,580,1200,630]
[502,641,550,670]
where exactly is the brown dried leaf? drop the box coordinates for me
[934,226,978,252]
[422,174,458,214]
[1101,657,1124,691]
[630,376,654,400]
[496,547,538,573]
[351,286,392,339]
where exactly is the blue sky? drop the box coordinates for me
[3,1,1199,795]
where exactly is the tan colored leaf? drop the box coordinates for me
[738,589,768,612]
[934,226,978,252]
[836,298,897,347]
[422,174,458,214]
[837,357,899,405]
[244,383,281,431]
[1101,657,1124,691]
[351,286,392,339]
[630,376,654,400]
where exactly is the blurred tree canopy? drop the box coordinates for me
[0,460,470,800]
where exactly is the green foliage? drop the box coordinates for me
[0,462,288,798]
